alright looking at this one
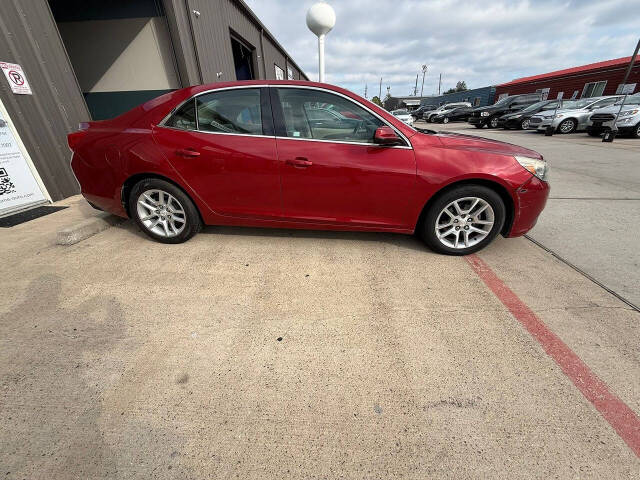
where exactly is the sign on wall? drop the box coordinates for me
[0,108,46,214]
[0,62,32,95]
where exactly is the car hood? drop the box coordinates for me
[472,105,498,113]
[434,132,542,159]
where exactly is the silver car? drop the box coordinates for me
[586,93,640,138]
[527,96,622,134]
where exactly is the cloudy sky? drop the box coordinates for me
[244,0,640,99]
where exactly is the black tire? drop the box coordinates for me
[488,116,500,128]
[474,124,484,129]
[129,178,202,244]
[557,118,577,134]
[587,127,603,137]
[632,123,640,139]
[443,117,449,124]
[520,118,530,130]
[420,185,506,256]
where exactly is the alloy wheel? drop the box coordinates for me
[136,189,187,238]
[490,117,499,128]
[443,117,449,124]
[435,197,495,249]
[559,119,576,133]
[521,118,530,129]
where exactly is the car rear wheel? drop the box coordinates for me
[488,116,500,128]
[558,118,577,134]
[130,178,202,244]
[520,118,530,130]
[632,123,640,139]
[420,185,506,255]
[443,117,449,124]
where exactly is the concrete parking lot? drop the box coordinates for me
[1,133,639,478]
[418,120,640,308]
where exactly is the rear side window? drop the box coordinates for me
[165,98,196,130]
[196,89,262,135]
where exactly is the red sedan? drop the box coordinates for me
[69,80,549,255]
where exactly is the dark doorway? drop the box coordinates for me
[231,35,255,81]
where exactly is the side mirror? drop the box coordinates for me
[374,126,403,146]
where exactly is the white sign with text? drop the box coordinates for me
[0,62,32,95]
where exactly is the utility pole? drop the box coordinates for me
[438,73,442,95]
[603,37,640,142]
[379,77,382,99]
[413,74,418,96]
[420,64,427,97]
[364,84,368,99]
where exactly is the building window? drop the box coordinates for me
[474,97,481,106]
[581,81,607,98]
[230,34,255,81]
[275,64,284,80]
[616,83,637,94]
[287,66,294,80]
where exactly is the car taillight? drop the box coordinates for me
[67,122,90,151]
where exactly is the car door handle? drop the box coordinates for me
[175,148,200,158]
[286,157,313,168]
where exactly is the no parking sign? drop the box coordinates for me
[0,62,32,95]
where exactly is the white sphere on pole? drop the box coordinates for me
[306,2,336,36]
[306,2,335,83]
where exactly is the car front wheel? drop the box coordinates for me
[632,123,640,139]
[520,118,530,130]
[130,178,202,244]
[420,185,506,255]
[557,118,577,134]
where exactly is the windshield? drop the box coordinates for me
[392,109,408,115]
[564,98,597,109]
[521,101,548,112]
[615,93,640,105]
[492,97,512,107]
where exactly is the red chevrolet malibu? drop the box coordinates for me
[69,80,549,255]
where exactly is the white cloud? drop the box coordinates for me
[245,0,640,98]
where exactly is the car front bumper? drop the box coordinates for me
[468,116,487,126]
[507,176,550,237]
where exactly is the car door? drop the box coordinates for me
[153,87,282,220]
[271,87,416,229]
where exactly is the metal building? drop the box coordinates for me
[420,86,496,108]
[495,56,639,102]
[0,0,307,214]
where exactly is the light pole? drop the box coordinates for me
[420,65,427,97]
[306,2,336,82]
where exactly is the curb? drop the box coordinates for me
[57,213,127,246]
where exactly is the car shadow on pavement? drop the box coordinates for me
[120,220,431,253]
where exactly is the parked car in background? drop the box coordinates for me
[527,96,622,134]
[431,106,474,123]
[469,93,541,129]
[391,109,414,126]
[497,100,561,130]
[425,102,472,122]
[586,93,640,138]
[68,80,549,255]
[411,105,437,120]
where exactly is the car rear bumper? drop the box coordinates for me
[507,176,550,237]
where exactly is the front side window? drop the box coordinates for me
[277,88,385,144]
[195,89,262,135]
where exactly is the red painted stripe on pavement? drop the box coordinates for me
[466,254,640,458]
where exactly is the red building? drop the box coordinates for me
[495,56,639,102]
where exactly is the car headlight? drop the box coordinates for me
[480,111,489,117]
[515,156,548,181]
[618,109,639,117]
[542,115,554,119]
